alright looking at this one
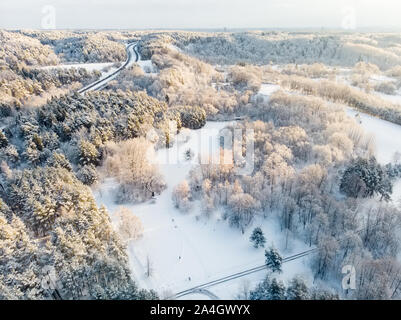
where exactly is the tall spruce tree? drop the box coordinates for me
[250,227,266,248]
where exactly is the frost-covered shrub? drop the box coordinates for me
[176,106,206,129]
[115,207,144,241]
[374,81,397,95]
[350,74,371,91]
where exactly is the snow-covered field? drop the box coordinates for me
[41,62,119,76]
[94,117,312,299]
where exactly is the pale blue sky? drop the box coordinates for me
[1,0,401,30]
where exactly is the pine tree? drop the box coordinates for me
[24,141,40,165]
[0,131,8,148]
[286,277,310,300]
[265,247,283,273]
[76,164,98,185]
[250,227,266,248]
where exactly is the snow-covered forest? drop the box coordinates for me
[1,30,401,300]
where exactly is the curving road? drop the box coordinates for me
[78,42,139,94]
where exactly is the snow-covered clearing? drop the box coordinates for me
[253,83,280,103]
[94,117,312,299]
[137,59,156,74]
[134,46,156,75]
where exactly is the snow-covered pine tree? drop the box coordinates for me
[340,157,393,201]
[249,276,286,300]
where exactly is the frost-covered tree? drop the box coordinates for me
[103,138,166,203]
[172,180,192,212]
[250,227,266,248]
[340,157,393,201]
[228,193,260,232]
[286,277,310,300]
[176,106,206,129]
[115,207,144,242]
[0,131,8,149]
[249,276,285,300]
[46,152,72,171]
[184,148,194,161]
